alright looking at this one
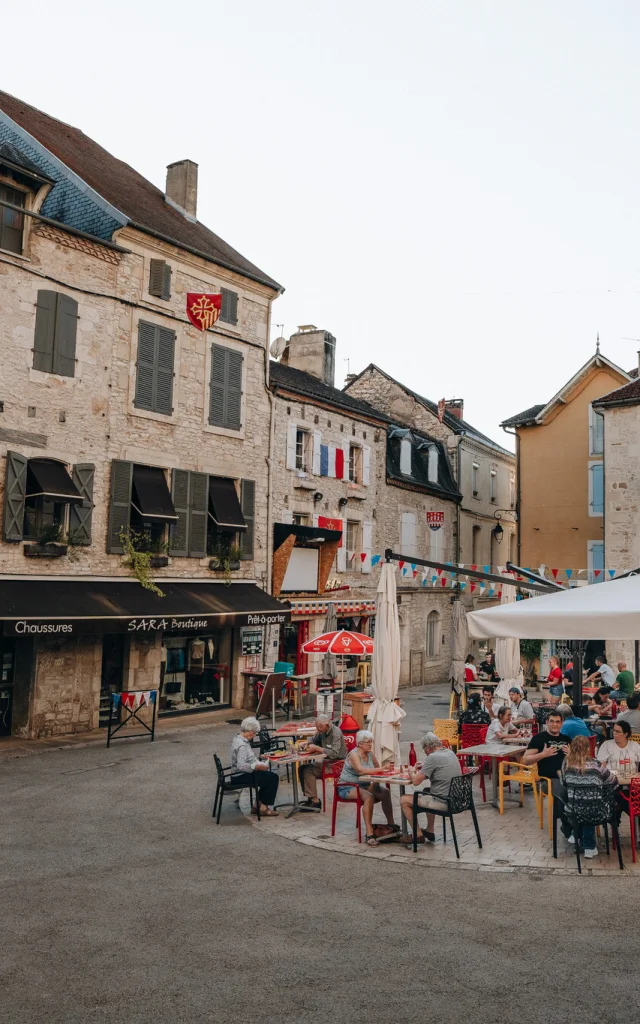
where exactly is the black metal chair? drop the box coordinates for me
[251,728,291,782]
[212,753,260,824]
[411,771,483,858]
[553,783,623,873]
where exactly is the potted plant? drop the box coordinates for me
[147,535,170,569]
[520,639,542,686]
[119,529,165,596]
[24,524,68,558]
[209,540,242,579]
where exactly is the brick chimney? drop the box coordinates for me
[444,399,464,420]
[282,326,336,387]
[165,160,198,221]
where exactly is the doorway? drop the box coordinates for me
[0,638,15,736]
[100,635,126,727]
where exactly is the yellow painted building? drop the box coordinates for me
[501,351,631,574]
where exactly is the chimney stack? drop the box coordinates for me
[444,398,464,420]
[281,326,336,387]
[165,160,198,221]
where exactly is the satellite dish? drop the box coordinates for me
[270,336,287,359]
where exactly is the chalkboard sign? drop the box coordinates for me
[241,628,263,656]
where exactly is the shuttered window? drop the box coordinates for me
[209,344,243,430]
[148,259,172,300]
[107,461,133,553]
[0,184,25,254]
[220,288,238,325]
[135,321,175,415]
[239,479,255,560]
[68,464,95,545]
[3,451,28,541]
[33,291,78,377]
[169,469,208,557]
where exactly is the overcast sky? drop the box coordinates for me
[4,1,640,446]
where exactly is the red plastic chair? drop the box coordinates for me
[329,759,363,843]
[618,778,640,863]
[459,724,489,802]
[588,735,598,758]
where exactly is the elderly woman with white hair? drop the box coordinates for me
[398,732,461,845]
[337,729,399,846]
[230,717,280,817]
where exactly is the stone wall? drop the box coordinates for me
[29,635,102,738]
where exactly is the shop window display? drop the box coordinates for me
[160,631,231,713]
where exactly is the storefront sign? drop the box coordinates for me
[241,628,264,656]
[5,611,290,637]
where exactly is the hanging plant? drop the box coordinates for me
[119,529,165,597]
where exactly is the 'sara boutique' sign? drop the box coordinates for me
[6,611,290,637]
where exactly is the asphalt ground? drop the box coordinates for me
[2,687,636,1024]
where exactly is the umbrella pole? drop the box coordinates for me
[572,640,584,712]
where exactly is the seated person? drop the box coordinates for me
[482,686,498,720]
[522,709,570,785]
[618,691,640,730]
[556,703,591,739]
[486,706,524,744]
[479,652,499,681]
[558,736,618,859]
[585,655,616,690]
[300,714,347,809]
[597,721,640,774]
[610,661,635,701]
[337,730,398,847]
[399,732,461,845]
[464,655,478,683]
[588,687,615,719]
[509,687,535,724]
[459,692,491,728]
[230,717,280,817]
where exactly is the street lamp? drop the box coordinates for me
[492,509,517,544]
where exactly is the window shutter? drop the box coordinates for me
[429,525,443,562]
[320,444,329,477]
[220,288,238,325]
[361,520,372,573]
[169,468,190,556]
[280,509,293,524]
[336,519,347,572]
[33,290,57,373]
[135,322,157,411]
[328,446,337,478]
[286,423,297,470]
[401,512,416,557]
[68,463,95,545]
[341,441,350,481]
[240,479,255,560]
[188,472,208,557]
[149,259,171,300]
[51,293,78,378]
[3,450,27,541]
[209,345,242,429]
[107,460,132,553]
[362,445,371,486]
[312,431,322,475]
[590,462,604,515]
[400,438,412,475]
[428,446,439,483]
[225,349,243,430]
[154,326,175,415]
[209,344,226,427]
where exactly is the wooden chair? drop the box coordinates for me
[498,760,541,816]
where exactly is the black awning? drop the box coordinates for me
[26,459,83,504]
[132,465,178,522]
[208,477,247,531]
[274,523,342,550]
[0,578,290,635]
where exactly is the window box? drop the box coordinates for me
[23,541,68,558]
[209,558,240,572]
[149,555,169,568]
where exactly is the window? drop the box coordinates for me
[135,321,175,414]
[589,404,604,456]
[472,524,481,564]
[587,540,604,583]
[400,437,412,475]
[349,444,363,484]
[0,183,25,254]
[426,610,440,658]
[148,259,171,300]
[400,511,417,556]
[2,453,93,545]
[220,288,238,325]
[472,462,480,497]
[490,469,497,503]
[209,344,243,430]
[293,512,311,525]
[429,525,443,562]
[427,445,439,483]
[509,474,516,509]
[295,428,311,471]
[588,461,604,516]
[107,461,178,554]
[346,519,362,571]
[33,290,78,377]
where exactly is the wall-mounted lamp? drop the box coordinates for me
[313,492,323,504]
[492,508,517,544]
[338,497,348,509]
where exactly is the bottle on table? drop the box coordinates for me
[409,742,417,766]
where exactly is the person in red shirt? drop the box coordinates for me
[464,655,478,683]
[547,655,564,704]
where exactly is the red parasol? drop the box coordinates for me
[300,629,374,656]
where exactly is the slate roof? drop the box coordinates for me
[269,362,391,422]
[0,140,54,182]
[0,90,281,291]
[593,378,640,407]
[500,404,546,427]
[386,428,461,501]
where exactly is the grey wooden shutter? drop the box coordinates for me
[135,322,156,410]
[169,468,190,556]
[33,290,57,373]
[155,326,175,415]
[209,344,227,427]
[149,260,171,300]
[69,463,95,545]
[220,288,238,325]
[52,294,78,377]
[239,479,255,560]
[225,350,243,430]
[107,460,132,553]
[188,472,208,557]
[3,451,28,541]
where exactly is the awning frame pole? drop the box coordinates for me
[383,549,557,594]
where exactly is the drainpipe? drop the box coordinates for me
[502,425,519,562]
[264,308,276,596]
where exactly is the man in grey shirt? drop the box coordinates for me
[399,732,461,844]
[618,692,640,730]
[300,714,347,808]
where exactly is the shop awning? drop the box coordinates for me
[0,578,290,636]
[208,477,247,531]
[26,459,83,504]
[274,523,342,549]
[131,465,178,522]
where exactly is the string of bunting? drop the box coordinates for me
[360,556,623,581]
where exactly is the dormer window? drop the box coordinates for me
[0,183,25,255]
[400,437,412,475]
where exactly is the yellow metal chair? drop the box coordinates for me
[449,688,468,717]
[356,661,371,687]
[498,761,541,816]
[537,776,554,838]
[434,718,460,752]
[631,733,640,746]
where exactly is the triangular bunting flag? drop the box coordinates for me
[483,565,490,574]
[608,569,615,579]
[459,582,466,591]
[371,554,381,567]
[566,569,573,579]
[470,582,476,593]
[360,552,366,563]
[441,577,447,587]
[470,564,477,571]
[488,587,495,598]
[551,568,559,579]
[594,569,601,578]
[398,560,405,570]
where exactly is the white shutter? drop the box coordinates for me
[361,520,372,573]
[428,446,439,483]
[400,437,412,475]
[400,512,416,556]
[429,526,443,562]
[286,423,297,470]
[280,509,293,524]
[362,445,371,486]
[312,513,319,526]
[313,430,322,475]
[328,446,336,478]
[337,518,347,571]
[342,441,350,480]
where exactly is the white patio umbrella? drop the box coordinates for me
[467,573,640,640]
[367,561,406,764]
[322,602,338,680]
[493,580,524,701]
[449,601,467,697]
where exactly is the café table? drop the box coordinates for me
[268,751,326,818]
[458,742,528,809]
[274,722,317,739]
[360,769,413,836]
[587,716,618,739]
